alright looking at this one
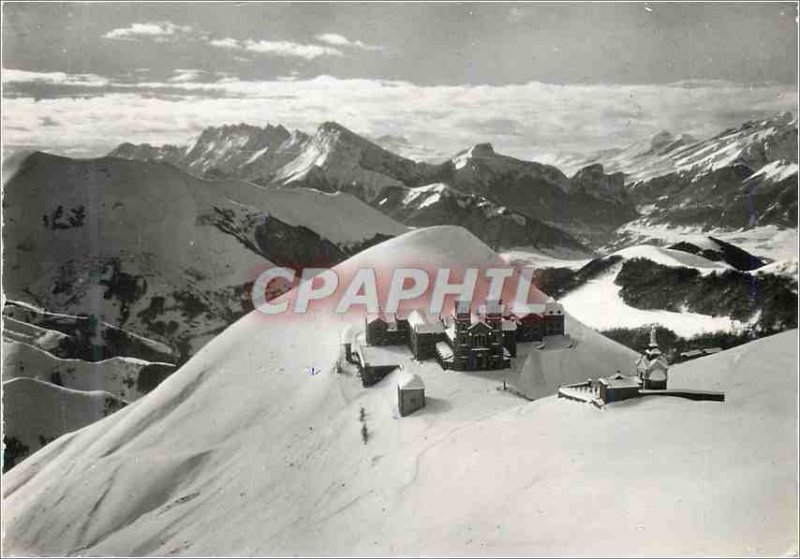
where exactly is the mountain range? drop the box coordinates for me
[109,114,798,247]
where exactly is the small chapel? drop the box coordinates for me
[636,326,669,390]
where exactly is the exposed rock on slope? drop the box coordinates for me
[594,113,798,230]
[3,152,407,361]
[668,236,766,271]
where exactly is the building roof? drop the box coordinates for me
[500,318,516,331]
[358,346,402,368]
[366,312,402,328]
[544,300,564,315]
[435,341,454,361]
[467,321,493,334]
[365,313,388,326]
[599,375,640,389]
[407,310,444,334]
[398,372,425,390]
[444,323,457,342]
[511,304,546,319]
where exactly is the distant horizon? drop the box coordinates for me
[3,108,797,171]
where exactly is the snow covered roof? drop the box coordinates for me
[511,304,547,318]
[365,313,389,325]
[407,310,444,334]
[397,372,425,391]
[435,341,454,361]
[599,375,640,389]
[467,321,493,334]
[544,300,563,315]
[359,346,401,368]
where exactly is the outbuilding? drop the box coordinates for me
[357,346,401,387]
[598,374,641,403]
[397,372,426,416]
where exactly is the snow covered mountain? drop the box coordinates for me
[110,122,637,251]
[275,131,636,245]
[1,335,174,470]
[3,152,407,361]
[3,227,796,555]
[110,123,310,183]
[510,242,797,338]
[109,115,797,242]
[580,113,798,231]
[585,113,797,183]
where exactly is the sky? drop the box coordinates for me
[2,2,798,160]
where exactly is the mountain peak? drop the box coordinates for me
[650,131,675,151]
[470,143,495,157]
[318,121,352,135]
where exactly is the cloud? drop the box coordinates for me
[315,33,383,51]
[209,38,239,50]
[103,21,195,42]
[169,69,208,83]
[2,68,110,87]
[209,38,342,59]
[3,70,796,163]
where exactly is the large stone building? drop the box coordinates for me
[511,298,565,341]
[407,310,445,359]
[364,313,409,346]
[361,298,567,374]
[437,300,513,371]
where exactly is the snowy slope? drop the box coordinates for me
[2,316,71,355]
[2,340,173,401]
[2,377,128,467]
[615,222,799,263]
[559,245,747,337]
[3,280,796,554]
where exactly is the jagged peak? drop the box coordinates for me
[469,143,495,157]
[573,162,606,176]
[318,121,353,135]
